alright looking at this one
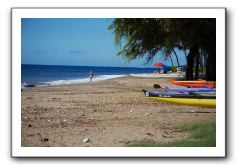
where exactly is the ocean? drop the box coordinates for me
[21,64,157,86]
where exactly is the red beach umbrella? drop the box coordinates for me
[153,62,165,67]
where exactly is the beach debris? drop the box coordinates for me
[162,130,169,138]
[161,129,181,138]
[98,127,106,131]
[129,110,133,113]
[169,129,182,134]
[63,119,67,122]
[118,140,132,144]
[28,124,32,127]
[146,132,153,137]
[60,120,67,128]
[83,138,90,143]
[41,137,49,142]
[26,133,34,137]
[37,133,41,137]
[25,84,36,88]
[153,84,161,88]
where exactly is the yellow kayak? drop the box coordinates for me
[150,97,216,108]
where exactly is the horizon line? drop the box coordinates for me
[21,63,160,69]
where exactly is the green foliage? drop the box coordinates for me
[126,122,216,147]
[178,122,216,140]
[109,18,215,63]
[109,18,216,80]
[193,67,206,73]
[170,66,178,72]
[108,18,170,63]
[127,139,215,147]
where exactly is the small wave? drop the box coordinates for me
[48,74,126,85]
[21,82,49,88]
[130,73,184,78]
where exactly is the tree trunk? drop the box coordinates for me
[206,46,216,81]
[183,50,188,63]
[169,55,174,66]
[199,50,204,73]
[206,24,216,81]
[172,48,180,67]
[203,52,207,74]
[195,52,200,80]
[186,46,199,80]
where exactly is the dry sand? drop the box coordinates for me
[21,76,216,147]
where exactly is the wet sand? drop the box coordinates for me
[21,76,216,147]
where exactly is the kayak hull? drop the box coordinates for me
[171,80,216,88]
[149,97,216,108]
[165,86,216,93]
[143,90,216,99]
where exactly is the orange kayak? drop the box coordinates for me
[171,79,216,88]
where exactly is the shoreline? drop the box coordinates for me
[21,76,215,147]
[21,72,184,89]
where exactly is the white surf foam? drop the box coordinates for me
[130,73,184,78]
[48,74,126,85]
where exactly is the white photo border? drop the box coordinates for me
[11,8,226,157]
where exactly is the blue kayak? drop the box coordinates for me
[165,86,216,93]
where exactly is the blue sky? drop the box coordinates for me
[21,18,186,67]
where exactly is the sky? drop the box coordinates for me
[21,18,186,68]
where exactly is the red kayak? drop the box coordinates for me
[171,79,216,88]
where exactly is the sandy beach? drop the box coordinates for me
[21,76,216,147]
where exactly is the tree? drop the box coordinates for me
[108,19,169,63]
[169,55,174,66]
[172,48,180,67]
[109,18,216,80]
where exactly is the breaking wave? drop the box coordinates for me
[47,74,126,85]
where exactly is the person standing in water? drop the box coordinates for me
[89,71,93,82]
